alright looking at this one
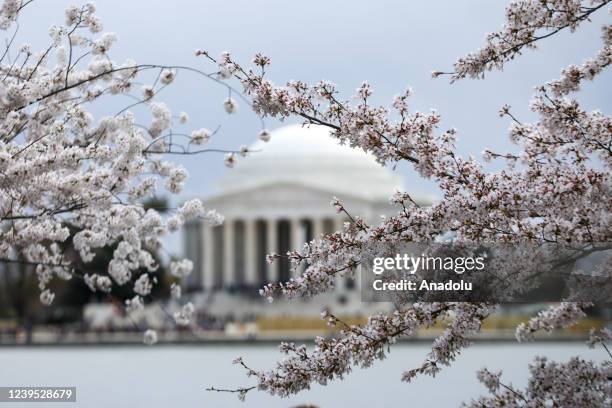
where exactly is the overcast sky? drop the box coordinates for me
[14,0,611,254]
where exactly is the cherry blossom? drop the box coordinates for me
[2,1,609,405]
[143,329,158,345]
[199,0,611,401]
[464,356,611,407]
[0,1,250,330]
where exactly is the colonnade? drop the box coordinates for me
[199,217,344,290]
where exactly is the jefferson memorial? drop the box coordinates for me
[184,124,431,301]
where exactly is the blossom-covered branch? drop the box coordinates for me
[0,1,260,339]
[201,0,611,401]
[439,0,611,81]
[464,356,610,407]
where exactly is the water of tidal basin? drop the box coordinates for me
[0,342,605,408]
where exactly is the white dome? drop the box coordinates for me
[217,124,404,201]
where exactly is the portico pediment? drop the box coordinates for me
[203,181,376,220]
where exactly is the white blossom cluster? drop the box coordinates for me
[198,0,612,401]
[173,302,194,326]
[232,303,462,397]
[0,2,241,331]
[515,302,589,342]
[464,356,611,407]
[143,328,158,345]
[547,24,611,96]
[445,0,610,81]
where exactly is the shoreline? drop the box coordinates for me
[0,331,592,347]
